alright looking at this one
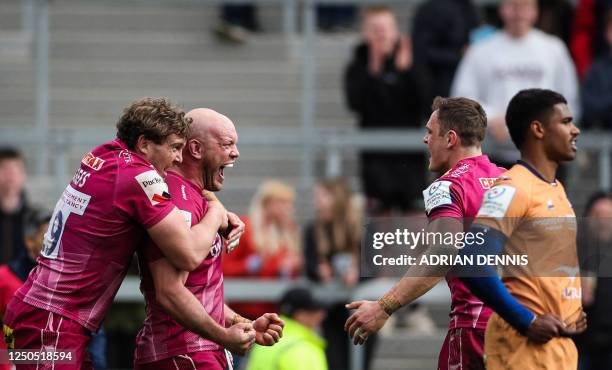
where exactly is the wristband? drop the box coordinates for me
[378,293,401,316]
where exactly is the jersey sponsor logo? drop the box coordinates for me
[152,192,171,203]
[554,266,580,283]
[478,178,497,189]
[72,168,91,188]
[119,149,133,163]
[81,152,105,171]
[423,180,453,214]
[136,170,171,206]
[181,185,188,200]
[42,185,91,259]
[562,287,581,299]
[210,234,222,258]
[477,185,516,217]
[450,163,470,178]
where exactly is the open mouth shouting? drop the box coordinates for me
[219,162,235,181]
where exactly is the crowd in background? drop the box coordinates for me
[2,0,612,369]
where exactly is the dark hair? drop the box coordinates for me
[116,97,191,150]
[505,89,567,149]
[24,208,52,238]
[0,148,23,164]
[364,5,394,17]
[432,96,487,146]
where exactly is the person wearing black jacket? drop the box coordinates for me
[344,6,429,214]
[0,148,31,265]
[412,0,479,101]
[576,192,612,370]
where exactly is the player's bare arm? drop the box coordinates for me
[345,217,463,344]
[149,257,255,355]
[147,202,228,271]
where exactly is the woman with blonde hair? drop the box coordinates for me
[223,179,302,320]
[304,177,362,286]
[304,177,367,370]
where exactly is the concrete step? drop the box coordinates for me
[0,3,22,30]
[0,93,351,125]
[0,63,348,91]
[48,1,288,33]
[371,331,446,370]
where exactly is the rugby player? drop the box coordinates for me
[134,108,284,370]
[345,97,504,369]
[3,98,237,369]
[459,88,586,369]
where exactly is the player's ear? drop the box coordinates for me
[188,138,202,159]
[446,130,459,148]
[531,120,545,140]
[135,135,151,156]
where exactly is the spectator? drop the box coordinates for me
[224,180,302,320]
[1,209,107,370]
[571,0,612,79]
[0,209,50,370]
[246,287,328,370]
[304,178,361,286]
[303,177,368,370]
[214,4,259,44]
[0,148,31,265]
[344,6,429,215]
[581,9,612,129]
[412,0,480,100]
[575,192,612,370]
[451,0,579,165]
[536,0,574,47]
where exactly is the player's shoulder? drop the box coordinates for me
[90,139,153,175]
[164,170,188,188]
[165,171,204,202]
[477,165,534,216]
[493,164,537,188]
[423,177,459,215]
[439,156,492,183]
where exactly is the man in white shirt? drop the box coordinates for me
[451,0,578,161]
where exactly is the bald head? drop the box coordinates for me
[182,108,239,191]
[186,108,233,140]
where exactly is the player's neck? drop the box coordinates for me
[519,153,558,183]
[173,163,205,190]
[446,146,482,170]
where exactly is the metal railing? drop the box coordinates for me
[115,276,450,370]
[2,1,611,369]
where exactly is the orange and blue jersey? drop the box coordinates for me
[465,161,581,370]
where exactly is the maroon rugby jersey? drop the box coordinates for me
[14,139,175,332]
[422,155,504,329]
[135,171,225,364]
